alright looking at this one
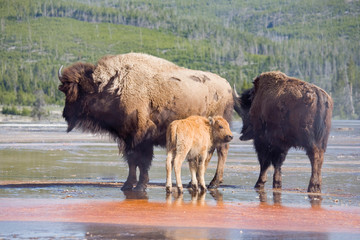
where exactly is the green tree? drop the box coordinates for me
[31,89,47,120]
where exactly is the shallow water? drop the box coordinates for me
[0,120,360,239]
[0,120,359,208]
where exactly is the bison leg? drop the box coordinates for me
[208,143,229,189]
[271,149,288,189]
[134,163,150,192]
[134,143,153,192]
[255,158,271,189]
[122,141,153,192]
[307,146,324,193]
[254,139,271,189]
[121,161,137,191]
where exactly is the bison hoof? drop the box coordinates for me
[273,182,282,189]
[254,181,265,189]
[121,182,134,191]
[308,184,321,193]
[133,183,147,192]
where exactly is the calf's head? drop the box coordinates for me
[209,116,233,143]
[58,63,96,131]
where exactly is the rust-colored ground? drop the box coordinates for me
[1,198,359,234]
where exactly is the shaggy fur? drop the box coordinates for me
[234,71,333,193]
[59,53,234,191]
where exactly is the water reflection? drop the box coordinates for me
[165,188,224,206]
[256,189,323,208]
[256,189,282,205]
[123,190,148,200]
[308,193,323,207]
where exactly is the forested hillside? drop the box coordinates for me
[0,0,359,119]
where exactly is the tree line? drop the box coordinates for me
[0,0,359,119]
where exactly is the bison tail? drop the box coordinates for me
[314,89,333,150]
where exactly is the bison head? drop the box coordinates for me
[209,116,233,144]
[233,87,254,141]
[58,63,96,132]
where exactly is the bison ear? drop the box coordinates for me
[208,116,214,125]
[79,67,95,93]
[59,63,95,103]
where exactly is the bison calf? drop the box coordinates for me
[234,71,333,193]
[165,116,233,194]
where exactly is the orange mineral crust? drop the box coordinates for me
[0,198,359,234]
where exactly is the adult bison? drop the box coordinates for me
[233,71,333,193]
[58,53,233,191]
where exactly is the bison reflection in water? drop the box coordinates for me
[58,53,233,191]
[234,71,333,193]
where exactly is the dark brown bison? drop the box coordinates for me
[58,53,234,191]
[234,71,333,193]
[165,115,233,194]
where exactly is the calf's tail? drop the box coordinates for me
[166,122,178,151]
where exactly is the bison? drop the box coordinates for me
[58,53,234,191]
[233,71,333,193]
[165,116,233,194]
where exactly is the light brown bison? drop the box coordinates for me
[58,53,233,191]
[234,71,333,193]
[165,116,233,194]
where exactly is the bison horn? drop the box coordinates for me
[233,84,240,98]
[58,65,63,79]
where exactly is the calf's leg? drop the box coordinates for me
[188,159,199,191]
[165,151,174,193]
[173,151,187,194]
[208,143,229,189]
[197,154,207,192]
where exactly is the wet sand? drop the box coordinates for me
[1,120,360,239]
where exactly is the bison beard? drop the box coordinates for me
[234,71,333,193]
[58,53,234,191]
